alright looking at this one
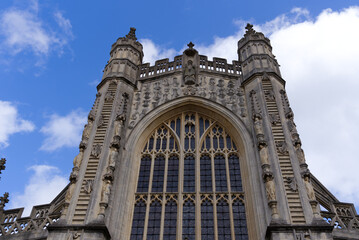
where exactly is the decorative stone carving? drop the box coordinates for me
[81,117,94,148]
[295,143,306,164]
[67,231,80,240]
[259,144,269,166]
[209,78,216,101]
[276,141,288,155]
[83,179,94,194]
[183,85,197,95]
[114,113,126,136]
[0,192,9,211]
[269,113,280,126]
[286,177,298,192]
[303,173,315,201]
[105,91,114,102]
[73,148,84,168]
[237,87,247,117]
[91,144,102,158]
[101,179,112,204]
[97,115,105,128]
[264,173,276,202]
[264,89,275,101]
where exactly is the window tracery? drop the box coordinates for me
[130,112,248,239]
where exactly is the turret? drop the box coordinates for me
[238,24,281,82]
[101,28,144,87]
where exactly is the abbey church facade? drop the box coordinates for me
[0,25,358,240]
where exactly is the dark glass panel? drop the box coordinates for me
[219,135,224,149]
[156,137,161,151]
[182,200,195,240]
[152,155,165,192]
[176,118,181,137]
[163,199,177,239]
[170,120,175,130]
[201,199,214,240]
[130,199,146,240]
[162,136,167,150]
[217,198,231,240]
[149,137,154,150]
[169,136,174,149]
[137,156,151,193]
[147,200,162,239]
[226,135,232,149]
[213,135,218,149]
[232,199,248,240]
[205,136,211,149]
[183,155,195,192]
[200,155,212,192]
[228,154,243,192]
[205,119,210,129]
[232,141,237,150]
[199,117,204,137]
[167,155,179,192]
[190,137,195,149]
[214,154,227,192]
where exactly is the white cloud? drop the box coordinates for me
[0,101,35,148]
[10,165,68,217]
[40,110,87,151]
[0,0,73,58]
[140,7,359,206]
[140,39,177,65]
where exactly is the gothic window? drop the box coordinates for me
[130,112,248,239]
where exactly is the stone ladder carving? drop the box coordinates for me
[72,83,117,224]
[261,79,306,224]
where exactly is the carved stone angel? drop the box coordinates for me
[184,60,196,85]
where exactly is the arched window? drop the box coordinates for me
[130,112,248,239]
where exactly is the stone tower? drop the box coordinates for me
[1,26,359,240]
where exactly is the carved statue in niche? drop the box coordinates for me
[88,108,96,122]
[73,148,84,168]
[303,173,316,201]
[237,87,247,117]
[81,119,93,147]
[91,144,102,158]
[258,144,269,166]
[253,114,264,136]
[184,60,196,85]
[101,179,112,204]
[114,113,126,136]
[264,174,276,201]
[287,112,297,134]
[295,142,306,164]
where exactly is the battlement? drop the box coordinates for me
[139,55,241,79]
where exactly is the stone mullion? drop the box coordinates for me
[160,153,169,240]
[195,113,201,240]
[177,113,185,239]
[142,195,150,240]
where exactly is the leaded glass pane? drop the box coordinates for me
[183,154,195,192]
[214,154,227,192]
[233,198,248,240]
[137,155,151,193]
[200,154,212,192]
[130,199,146,240]
[164,199,177,239]
[147,199,162,239]
[201,198,214,240]
[217,198,231,240]
[228,154,243,192]
[183,199,195,240]
[167,155,179,192]
[152,155,165,192]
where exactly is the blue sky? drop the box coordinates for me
[1,0,359,215]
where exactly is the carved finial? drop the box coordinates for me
[0,158,5,175]
[0,192,9,211]
[126,27,137,41]
[245,23,256,36]
[187,42,194,49]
